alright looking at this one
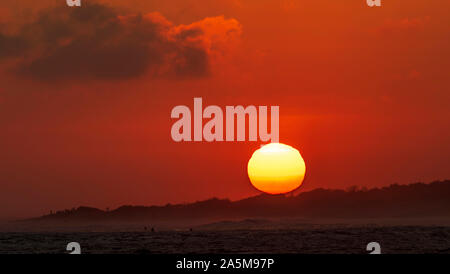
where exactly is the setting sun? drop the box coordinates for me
[247,143,306,194]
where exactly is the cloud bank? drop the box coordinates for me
[0,3,242,81]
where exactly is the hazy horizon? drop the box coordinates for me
[3,179,445,222]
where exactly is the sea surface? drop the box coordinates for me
[1,226,450,254]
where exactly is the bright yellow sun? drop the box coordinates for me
[247,143,306,194]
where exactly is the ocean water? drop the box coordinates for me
[1,226,449,254]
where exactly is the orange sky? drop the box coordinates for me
[0,0,449,218]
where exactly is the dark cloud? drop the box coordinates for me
[0,33,28,59]
[0,3,241,81]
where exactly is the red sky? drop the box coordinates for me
[0,0,449,219]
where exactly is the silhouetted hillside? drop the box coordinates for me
[30,180,450,223]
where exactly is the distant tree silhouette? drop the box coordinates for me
[32,180,450,222]
[346,185,359,192]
